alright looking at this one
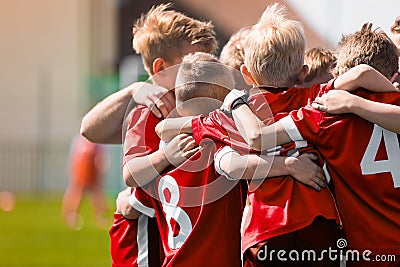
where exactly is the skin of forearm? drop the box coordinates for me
[232,105,264,149]
[155,117,193,141]
[351,97,400,133]
[221,154,294,180]
[335,64,396,92]
[124,150,170,188]
[80,85,138,144]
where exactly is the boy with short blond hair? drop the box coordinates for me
[81,3,217,143]
[128,52,244,267]
[107,4,218,267]
[132,3,217,78]
[303,47,336,87]
[219,27,251,71]
[155,4,342,266]
[231,22,400,266]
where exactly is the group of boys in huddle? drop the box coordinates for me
[80,3,400,267]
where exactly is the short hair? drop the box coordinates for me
[219,26,252,70]
[335,23,399,79]
[304,48,336,83]
[244,4,306,86]
[390,16,400,34]
[132,3,218,74]
[175,52,234,104]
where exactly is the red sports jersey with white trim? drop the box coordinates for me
[192,83,340,253]
[123,105,162,167]
[129,142,243,267]
[109,213,162,267]
[281,89,400,254]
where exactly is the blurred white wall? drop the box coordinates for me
[286,0,399,47]
[0,0,117,192]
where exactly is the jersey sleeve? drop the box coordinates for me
[313,78,335,97]
[279,105,323,145]
[191,115,228,146]
[191,111,252,153]
[123,106,161,166]
[129,188,155,218]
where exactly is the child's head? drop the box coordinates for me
[175,52,234,116]
[335,23,399,80]
[303,48,336,87]
[219,27,252,70]
[242,4,307,87]
[219,26,252,89]
[390,16,400,53]
[132,3,218,88]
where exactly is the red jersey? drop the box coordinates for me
[281,89,400,254]
[123,105,162,166]
[109,213,162,267]
[128,142,243,267]
[192,83,340,253]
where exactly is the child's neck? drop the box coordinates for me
[249,85,290,95]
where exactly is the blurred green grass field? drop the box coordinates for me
[0,194,115,267]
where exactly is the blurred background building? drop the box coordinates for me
[0,0,397,194]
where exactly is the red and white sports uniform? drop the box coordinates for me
[281,89,400,256]
[123,105,163,166]
[118,105,166,266]
[192,83,340,254]
[109,211,162,267]
[128,142,243,267]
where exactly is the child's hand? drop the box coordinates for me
[133,82,175,118]
[312,90,355,114]
[285,153,327,191]
[115,188,140,219]
[163,133,200,166]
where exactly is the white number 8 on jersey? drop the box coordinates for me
[158,175,193,249]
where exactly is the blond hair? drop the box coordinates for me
[219,26,252,70]
[132,3,217,74]
[244,4,306,86]
[175,52,233,103]
[390,16,400,34]
[335,23,399,79]
[304,48,336,83]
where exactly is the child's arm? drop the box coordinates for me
[313,90,400,133]
[123,133,199,187]
[334,64,398,92]
[81,82,175,144]
[115,188,141,220]
[215,147,326,191]
[231,104,291,151]
[155,117,193,142]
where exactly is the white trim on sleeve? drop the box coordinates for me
[129,192,155,218]
[280,116,304,141]
[214,146,240,181]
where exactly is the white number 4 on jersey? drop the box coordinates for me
[361,124,400,188]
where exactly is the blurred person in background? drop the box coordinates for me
[62,134,110,230]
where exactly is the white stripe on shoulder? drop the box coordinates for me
[280,116,304,141]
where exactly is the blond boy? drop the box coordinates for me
[106,4,217,267]
[303,47,336,87]
[231,22,400,267]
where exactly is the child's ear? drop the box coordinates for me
[240,64,257,86]
[153,58,166,74]
[295,65,309,85]
[390,72,399,83]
